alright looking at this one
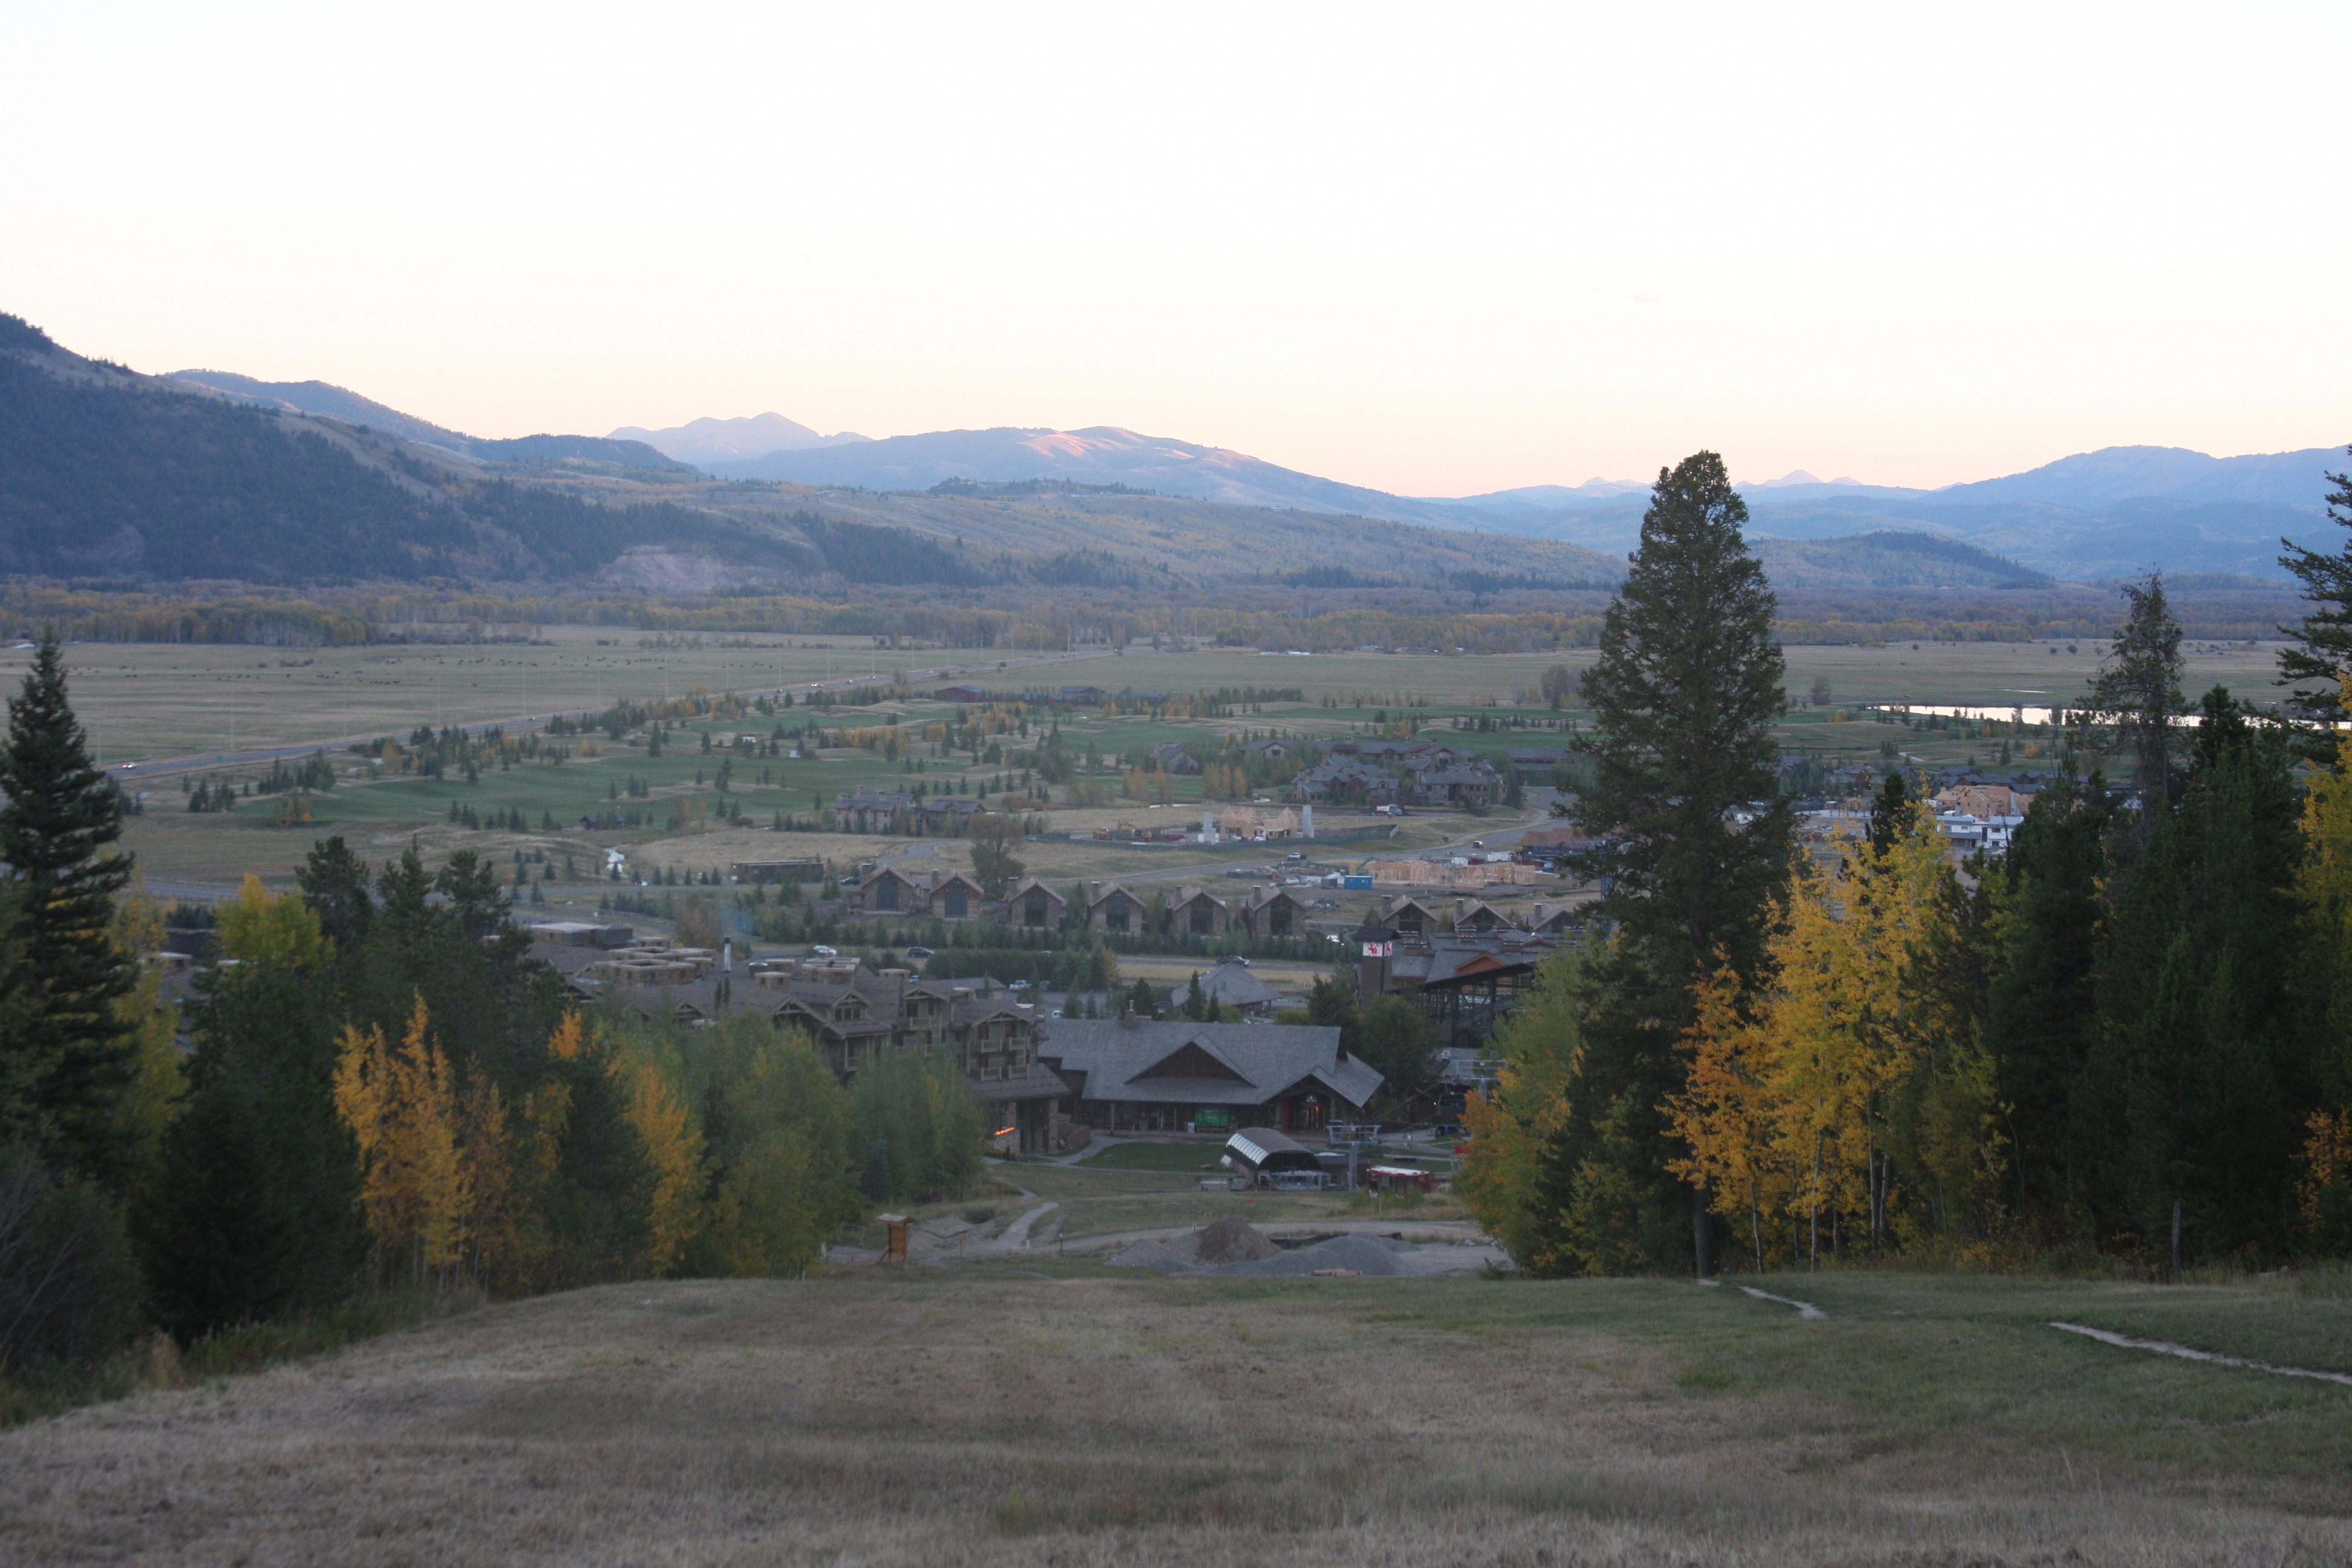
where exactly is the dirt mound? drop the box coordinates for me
[1192,1217,1278,1266]
[1207,1235,1411,1277]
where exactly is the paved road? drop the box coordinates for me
[106,647,1117,784]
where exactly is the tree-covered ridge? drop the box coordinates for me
[0,351,475,581]
[0,322,773,585]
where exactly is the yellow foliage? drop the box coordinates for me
[333,998,472,1285]
[613,1051,706,1276]
[1674,803,1991,1265]
[2301,1109,2352,1229]
[218,874,329,969]
[547,1010,587,1062]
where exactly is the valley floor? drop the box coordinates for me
[4,1267,2347,1566]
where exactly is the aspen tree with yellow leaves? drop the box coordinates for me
[333,998,469,1287]
[1672,795,2004,1268]
[613,1048,705,1276]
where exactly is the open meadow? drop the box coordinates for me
[4,1266,2345,1567]
[20,633,2298,891]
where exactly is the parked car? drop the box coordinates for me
[811,944,837,958]
[904,946,935,959]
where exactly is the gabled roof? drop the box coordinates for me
[1036,1019,1380,1109]
[1198,959,1281,1009]
[1128,1038,1252,1084]
[1168,884,1227,909]
[1086,881,1147,909]
[1006,877,1066,904]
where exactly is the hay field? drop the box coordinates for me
[5,1269,2347,1566]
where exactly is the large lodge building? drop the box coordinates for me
[529,930,1385,1153]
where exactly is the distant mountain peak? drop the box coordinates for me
[610,412,872,466]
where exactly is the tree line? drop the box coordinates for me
[1460,450,2352,1275]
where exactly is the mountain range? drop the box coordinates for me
[632,418,2343,581]
[6,307,2339,592]
[607,413,870,465]
[0,313,1619,590]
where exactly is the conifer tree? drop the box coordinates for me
[2083,688,2308,1264]
[296,835,373,950]
[0,632,136,1185]
[2086,573,2185,832]
[2274,446,2352,739]
[1982,768,2114,1223]
[1542,452,1789,1275]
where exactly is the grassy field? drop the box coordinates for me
[16,633,2288,768]
[4,1266,2344,1566]
[31,632,2300,887]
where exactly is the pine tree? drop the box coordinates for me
[2085,688,2307,1264]
[2086,573,2185,832]
[1549,452,1790,1275]
[1982,768,2114,1225]
[0,632,136,1185]
[146,888,361,1334]
[2274,446,2352,740]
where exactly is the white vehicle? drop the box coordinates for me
[811,944,838,958]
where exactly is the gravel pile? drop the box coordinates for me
[1204,1235,1414,1278]
[1109,1233,1199,1270]
[1193,1218,1279,1266]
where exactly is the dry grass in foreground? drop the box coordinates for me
[2,1269,2347,1567]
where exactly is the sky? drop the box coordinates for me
[4,2,2347,497]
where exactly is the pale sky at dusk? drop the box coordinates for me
[4,2,2345,496]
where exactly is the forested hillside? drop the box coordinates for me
[0,313,1630,592]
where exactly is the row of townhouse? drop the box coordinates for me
[1373,892,1584,939]
[1082,881,1316,939]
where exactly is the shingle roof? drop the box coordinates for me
[1037,1019,1380,1108]
[1198,959,1281,1008]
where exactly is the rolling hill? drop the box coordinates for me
[1748,531,2054,592]
[172,370,691,471]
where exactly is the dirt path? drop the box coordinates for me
[1738,1285,1828,1320]
[2048,1321,2352,1387]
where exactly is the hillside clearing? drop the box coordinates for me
[4,1270,2345,1566]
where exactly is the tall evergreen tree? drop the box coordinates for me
[2275,446,2352,740]
[2086,573,2185,833]
[296,835,373,950]
[146,946,364,1335]
[1540,451,1789,1275]
[2084,688,2308,1264]
[1575,452,1791,983]
[1866,769,1911,858]
[0,632,135,1185]
[1982,766,2114,1226]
